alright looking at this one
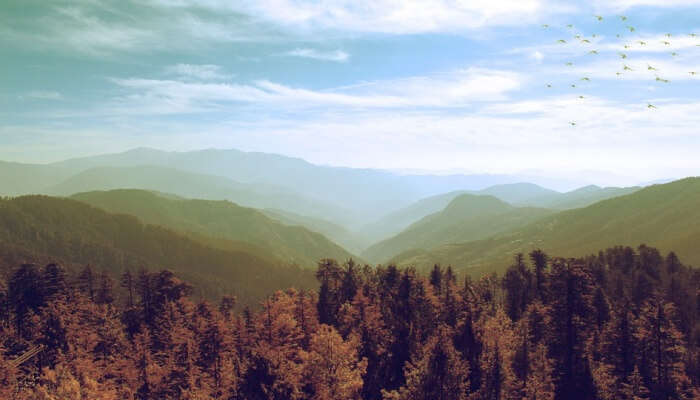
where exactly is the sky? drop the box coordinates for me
[1,0,699,184]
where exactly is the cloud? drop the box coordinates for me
[155,0,572,34]
[594,0,700,11]
[284,48,349,62]
[21,91,63,100]
[164,64,231,80]
[108,68,523,114]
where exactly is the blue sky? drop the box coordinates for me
[1,0,699,185]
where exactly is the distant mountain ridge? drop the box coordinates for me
[361,182,639,244]
[0,147,645,249]
[362,194,554,262]
[391,177,700,274]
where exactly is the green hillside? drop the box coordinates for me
[261,208,369,254]
[361,183,637,245]
[477,182,559,204]
[530,185,640,209]
[0,195,317,305]
[392,178,700,274]
[71,189,356,268]
[362,194,554,262]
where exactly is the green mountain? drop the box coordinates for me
[48,147,579,227]
[392,178,700,274]
[0,195,316,305]
[360,190,469,244]
[261,208,369,254]
[71,189,356,269]
[47,165,355,226]
[362,194,554,263]
[537,185,640,209]
[361,183,638,245]
[477,183,559,205]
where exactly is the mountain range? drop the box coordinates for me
[390,177,700,274]
[1,146,686,278]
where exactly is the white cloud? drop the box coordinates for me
[153,0,572,34]
[284,48,350,62]
[594,0,700,11]
[531,51,545,62]
[109,68,523,114]
[164,64,231,80]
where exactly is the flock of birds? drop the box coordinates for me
[541,15,699,127]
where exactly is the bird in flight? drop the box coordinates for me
[567,24,574,29]
[655,76,669,83]
[689,33,697,37]
[665,33,672,38]
[574,34,582,39]
[628,26,636,32]
[589,50,599,55]
[581,39,591,43]
[542,24,549,28]
[662,41,671,46]
[592,34,598,38]
[557,39,567,44]
[671,52,679,57]
[565,62,574,66]
[571,84,577,88]
[569,121,577,126]
[546,84,552,88]
[620,16,627,21]
[623,65,634,71]
[616,34,622,38]
[619,52,628,59]
[690,71,698,76]
[638,41,647,46]
[648,64,658,71]
[647,104,657,109]
[578,95,585,99]
[595,15,603,21]
[616,72,623,77]
[624,44,631,49]
[581,77,591,81]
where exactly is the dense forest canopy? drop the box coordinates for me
[1,244,698,399]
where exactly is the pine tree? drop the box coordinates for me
[303,324,366,400]
[387,326,469,400]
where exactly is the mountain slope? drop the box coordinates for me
[477,183,560,205]
[361,183,637,245]
[539,185,640,209]
[261,208,369,254]
[47,165,355,226]
[362,194,554,262]
[392,178,700,273]
[71,189,356,268]
[0,195,317,305]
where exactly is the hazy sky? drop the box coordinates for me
[1,0,699,182]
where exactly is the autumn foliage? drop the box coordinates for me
[1,245,698,399]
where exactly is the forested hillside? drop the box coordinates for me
[363,194,553,263]
[71,189,356,268]
[393,178,700,274]
[361,184,638,245]
[0,195,316,304]
[1,245,697,399]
